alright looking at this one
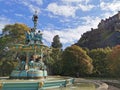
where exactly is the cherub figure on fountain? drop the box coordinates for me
[25,29,43,44]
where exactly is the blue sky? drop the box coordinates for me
[0,0,120,48]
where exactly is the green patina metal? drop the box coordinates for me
[0,77,74,90]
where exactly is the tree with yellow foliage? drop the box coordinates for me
[62,45,93,77]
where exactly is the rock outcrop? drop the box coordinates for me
[76,11,120,49]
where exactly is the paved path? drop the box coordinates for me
[75,78,120,90]
[108,85,120,90]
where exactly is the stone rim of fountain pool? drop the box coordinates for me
[0,76,75,90]
[74,78,110,90]
[0,76,109,90]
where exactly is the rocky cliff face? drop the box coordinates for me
[76,12,120,49]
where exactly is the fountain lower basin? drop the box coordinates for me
[0,76,74,90]
[50,83,97,90]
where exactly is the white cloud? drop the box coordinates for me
[47,0,95,18]
[101,12,113,19]
[15,13,24,17]
[62,0,90,4]
[31,0,43,5]
[19,0,41,14]
[42,26,90,47]
[79,4,95,11]
[100,0,120,13]
[47,3,77,17]
[62,0,83,2]
[0,16,12,33]
[42,16,101,47]
[62,0,83,3]
[99,0,120,20]
[81,16,101,28]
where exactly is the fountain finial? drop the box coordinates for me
[32,11,38,31]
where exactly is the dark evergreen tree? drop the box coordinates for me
[51,35,62,49]
[50,35,63,75]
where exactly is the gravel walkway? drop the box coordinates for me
[108,85,120,90]
[75,78,120,90]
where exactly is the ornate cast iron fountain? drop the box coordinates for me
[10,11,48,79]
[0,11,74,90]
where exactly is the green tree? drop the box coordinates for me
[51,48,63,75]
[47,35,63,75]
[62,45,93,77]
[0,23,30,76]
[2,23,30,44]
[88,48,111,77]
[51,35,62,49]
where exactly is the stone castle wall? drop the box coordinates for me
[98,11,120,31]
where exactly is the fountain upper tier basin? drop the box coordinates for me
[0,76,74,90]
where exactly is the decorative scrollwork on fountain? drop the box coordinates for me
[39,82,44,88]
[0,82,3,89]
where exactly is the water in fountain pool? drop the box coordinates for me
[47,83,96,90]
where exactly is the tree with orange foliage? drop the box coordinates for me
[107,45,120,77]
